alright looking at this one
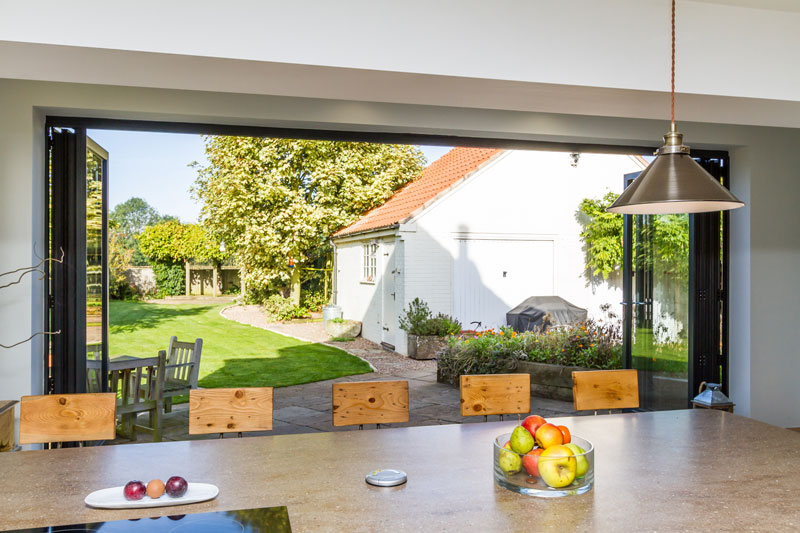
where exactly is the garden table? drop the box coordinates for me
[86,354,165,440]
[0,409,798,531]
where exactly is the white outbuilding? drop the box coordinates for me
[331,147,646,355]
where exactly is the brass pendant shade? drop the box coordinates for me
[607,130,744,215]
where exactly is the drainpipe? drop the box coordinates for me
[330,239,338,305]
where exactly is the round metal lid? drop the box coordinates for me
[365,469,407,487]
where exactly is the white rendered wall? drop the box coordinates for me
[0,77,796,427]
[333,241,382,346]
[401,151,643,327]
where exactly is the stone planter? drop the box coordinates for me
[325,319,362,338]
[407,334,447,360]
[513,361,592,402]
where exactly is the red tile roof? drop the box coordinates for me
[333,147,503,238]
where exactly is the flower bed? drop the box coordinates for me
[436,312,622,388]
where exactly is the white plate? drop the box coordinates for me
[84,482,219,509]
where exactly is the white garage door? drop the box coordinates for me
[453,239,554,330]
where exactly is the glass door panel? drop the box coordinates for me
[630,213,690,410]
[86,138,108,392]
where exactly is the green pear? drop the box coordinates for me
[510,426,535,454]
[498,448,522,475]
[564,443,589,478]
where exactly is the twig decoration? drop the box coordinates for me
[0,248,65,290]
[0,330,61,349]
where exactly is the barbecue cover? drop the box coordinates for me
[506,296,588,332]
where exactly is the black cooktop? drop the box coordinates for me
[6,506,291,533]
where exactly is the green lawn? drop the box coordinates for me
[109,301,372,390]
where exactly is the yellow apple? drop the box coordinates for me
[564,443,589,478]
[538,445,577,488]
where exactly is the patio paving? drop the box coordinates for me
[108,307,584,444]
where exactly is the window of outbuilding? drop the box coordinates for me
[362,243,377,282]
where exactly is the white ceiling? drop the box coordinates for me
[690,0,800,12]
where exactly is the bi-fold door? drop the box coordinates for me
[47,127,109,394]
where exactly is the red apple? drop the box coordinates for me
[534,423,564,449]
[522,448,544,477]
[521,415,546,437]
[123,480,146,501]
[557,425,571,444]
[165,476,188,498]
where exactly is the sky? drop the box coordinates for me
[87,129,452,223]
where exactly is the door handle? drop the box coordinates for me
[391,292,396,299]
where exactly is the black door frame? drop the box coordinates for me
[48,127,88,394]
[44,116,731,401]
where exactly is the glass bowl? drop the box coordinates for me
[493,432,594,497]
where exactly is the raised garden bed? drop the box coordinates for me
[407,334,447,360]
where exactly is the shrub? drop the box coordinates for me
[437,306,622,383]
[301,290,328,312]
[262,295,311,321]
[152,262,185,298]
[399,298,461,337]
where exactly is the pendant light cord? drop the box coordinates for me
[671,0,676,130]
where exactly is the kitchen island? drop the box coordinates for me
[1,409,798,531]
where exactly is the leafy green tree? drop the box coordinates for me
[579,192,625,279]
[138,220,228,296]
[193,137,426,301]
[138,220,227,265]
[110,197,176,265]
[579,192,689,282]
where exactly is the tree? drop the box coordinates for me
[579,192,689,282]
[193,137,426,301]
[138,220,228,296]
[110,197,176,265]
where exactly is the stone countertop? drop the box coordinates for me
[0,409,798,531]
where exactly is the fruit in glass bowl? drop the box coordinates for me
[493,419,594,498]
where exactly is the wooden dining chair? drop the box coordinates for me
[189,387,273,438]
[332,381,409,429]
[163,336,203,413]
[19,393,116,445]
[459,374,531,421]
[572,369,639,414]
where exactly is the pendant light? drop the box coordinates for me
[607,0,744,215]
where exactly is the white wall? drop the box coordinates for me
[333,241,382,345]
[2,1,800,104]
[0,77,797,427]
[402,151,642,327]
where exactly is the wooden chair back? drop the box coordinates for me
[332,381,409,428]
[189,387,273,436]
[165,336,203,388]
[572,369,640,412]
[85,343,103,393]
[0,401,18,452]
[459,374,531,417]
[19,393,116,444]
